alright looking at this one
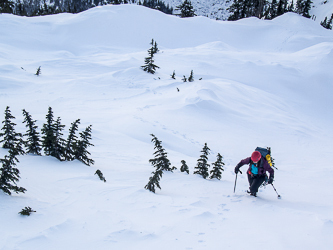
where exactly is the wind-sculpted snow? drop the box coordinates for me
[0,5,333,250]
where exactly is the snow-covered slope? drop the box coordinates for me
[163,0,232,20]
[311,0,333,21]
[164,0,333,22]
[0,4,333,250]
[9,0,333,22]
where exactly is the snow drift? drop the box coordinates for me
[0,4,333,250]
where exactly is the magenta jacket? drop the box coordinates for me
[237,157,274,178]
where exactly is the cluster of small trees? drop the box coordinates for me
[320,13,333,30]
[145,134,225,193]
[171,70,195,82]
[228,0,312,21]
[193,143,225,180]
[142,40,198,82]
[0,106,94,195]
[138,0,173,15]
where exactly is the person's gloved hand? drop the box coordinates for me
[234,166,240,174]
[268,176,274,184]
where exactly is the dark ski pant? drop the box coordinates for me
[247,173,266,194]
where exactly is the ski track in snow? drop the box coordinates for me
[0,4,333,250]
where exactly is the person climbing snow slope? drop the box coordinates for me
[234,150,274,197]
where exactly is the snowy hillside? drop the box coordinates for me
[162,0,232,20]
[311,0,333,21]
[1,4,333,250]
[7,0,333,22]
[162,0,333,22]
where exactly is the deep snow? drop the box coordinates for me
[0,4,333,250]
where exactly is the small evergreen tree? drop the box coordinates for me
[171,70,176,79]
[35,66,41,76]
[194,143,210,179]
[74,125,94,166]
[144,169,163,193]
[22,109,42,155]
[141,41,160,74]
[0,106,23,150]
[188,70,194,82]
[64,119,80,161]
[95,169,106,182]
[19,206,36,216]
[41,107,55,156]
[149,134,172,171]
[182,75,187,82]
[0,143,26,195]
[52,117,66,160]
[321,14,333,30]
[176,0,196,18]
[210,153,225,180]
[180,160,189,174]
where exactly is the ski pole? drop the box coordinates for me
[233,170,242,193]
[271,183,281,199]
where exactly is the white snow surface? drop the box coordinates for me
[0,4,333,250]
